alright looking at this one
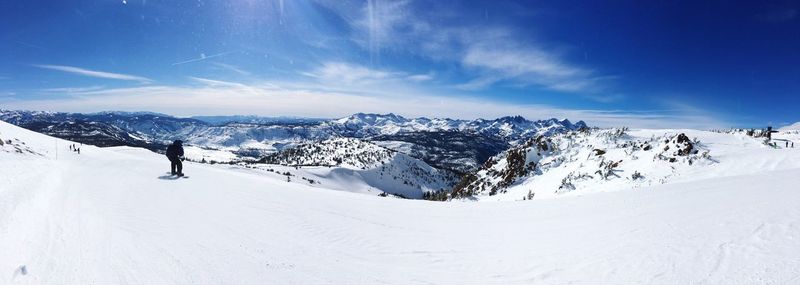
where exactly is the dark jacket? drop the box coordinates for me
[166,141,184,160]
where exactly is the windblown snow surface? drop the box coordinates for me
[1,120,800,284]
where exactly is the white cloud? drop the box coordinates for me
[326,1,611,95]
[406,73,434,82]
[171,51,239,66]
[42,86,107,93]
[304,62,394,83]
[302,62,433,85]
[188,76,250,88]
[354,0,413,63]
[32,64,152,83]
[3,81,729,129]
[212,62,251,76]
[461,38,603,92]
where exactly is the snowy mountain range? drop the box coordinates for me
[0,110,586,171]
[6,109,799,203]
[0,110,585,144]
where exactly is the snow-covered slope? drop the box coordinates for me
[780,121,800,131]
[2,121,800,284]
[255,138,458,198]
[455,127,800,201]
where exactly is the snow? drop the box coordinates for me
[780,122,800,131]
[182,145,240,163]
[463,128,800,201]
[255,138,456,198]
[2,120,800,284]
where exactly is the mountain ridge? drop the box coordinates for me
[0,110,587,171]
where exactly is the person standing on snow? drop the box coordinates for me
[166,140,185,176]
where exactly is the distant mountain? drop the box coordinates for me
[371,131,509,174]
[332,113,586,173]
[191,115,326,125]
[0,110,206,150]
[0,110,588,173]
[330,112,587,143]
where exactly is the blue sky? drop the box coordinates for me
[1,0,798,128]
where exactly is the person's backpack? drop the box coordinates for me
[166,144,177,158]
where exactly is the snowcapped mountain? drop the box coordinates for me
[0,110,204,149]
[180,122,335,156]
[0,110,586,169]
[371,131,509,174]
[256,138,458,198]
[261,137,399,167]
[453,128,719,200]
[331,112,587,142]
[191,115,326,125]
[452,127,800,201]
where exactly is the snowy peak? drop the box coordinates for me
[330,113,587,141]
[258,137,458,198]
[261,137,395,168]
[1,109,590,175]
[2,110,588,146]
[335,112,408,125]
[452,128,715,200]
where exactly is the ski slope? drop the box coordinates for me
[1,120,800,284]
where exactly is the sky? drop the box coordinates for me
[1,0,799,128]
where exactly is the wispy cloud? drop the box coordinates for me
[303,62,394,83]
[32,64,152,83]
[42,86,107,93]
[327,1,612,95]
[3,79,729,129]
[212,62,251,76]
[460,35,607,93]
[171,51,239,66]
[302,61,432,85]
[406,73,434,82]
[188,76,250,88]
[13,40,46,51]
[358,0,413,64]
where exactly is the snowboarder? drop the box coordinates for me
[166,140,185,176]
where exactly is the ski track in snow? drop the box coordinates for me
[1,121,800,284]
